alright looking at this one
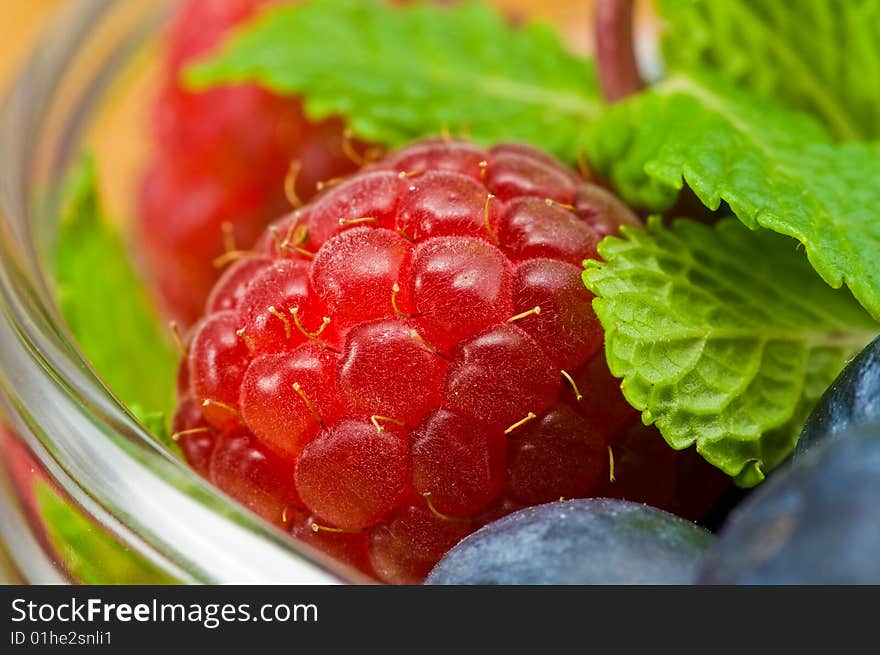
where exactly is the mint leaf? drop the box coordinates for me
[584,217,878,487]
[129,406,182,460]
[584,72,880,321]
[658,0,880,140]
[35,483,177,584]
[186,0,601,161]
[56,156,177,422]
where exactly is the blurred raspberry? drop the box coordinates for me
[138,0,361,326]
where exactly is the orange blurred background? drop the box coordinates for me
[0,0,604,90]
[0,1,62,88]
[0,0,605,220]
[2,0,663,222]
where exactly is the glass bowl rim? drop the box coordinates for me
[0,0,359,585]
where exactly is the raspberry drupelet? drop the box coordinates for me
[173,138,726,584]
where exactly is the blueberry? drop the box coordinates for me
[797,335,880,455]
[425,498,712,585]
[699,422,880,584]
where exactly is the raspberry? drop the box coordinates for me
[187,311,252,431]
[409,237,513,349]
[411,409,506,517]
[505,403,605,506]
[138,0,361,326]
[311,227,409,322]
[240,344,340,457]
[338,320,447,424]
[208,428,300,523]
[175,138,724,583]
[444,324,561,430]
[369,505,473,585]
[289,510,373,575]
[296,419,410,529]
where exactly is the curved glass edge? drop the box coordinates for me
[0,0,359,585]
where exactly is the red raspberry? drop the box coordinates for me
[174,138,724,584]
[138,0,361,326]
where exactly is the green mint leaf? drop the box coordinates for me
[129,406,182,460]
[185,0,601,161]
[584,217,878,487]
[584,72,880,321]
[658,0,880,140]
[35,482,177,584]
[56,156,177,424]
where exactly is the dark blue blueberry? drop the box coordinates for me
[797,335,880,455]
[699,422,880,584]
[425,499,712,585]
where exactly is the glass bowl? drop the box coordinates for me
[0,0,366,585]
